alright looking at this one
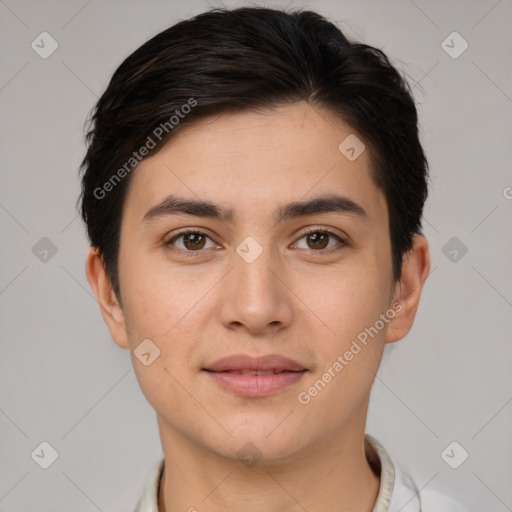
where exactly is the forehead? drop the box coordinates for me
[122,101,386,227]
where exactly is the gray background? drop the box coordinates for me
[0,0,511,510]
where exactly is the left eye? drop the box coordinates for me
[293,230,345,252]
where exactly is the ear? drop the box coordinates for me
[85,246,130,349]
[386,234,430,343]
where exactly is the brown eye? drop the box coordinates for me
[181,233,206,250]
[165,230,216,252]
[293,229,346,254]
[306,232,329,250]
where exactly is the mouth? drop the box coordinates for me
[202,354,308,397]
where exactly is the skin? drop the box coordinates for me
[86,101,430,512]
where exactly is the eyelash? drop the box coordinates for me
[163,227,347,257]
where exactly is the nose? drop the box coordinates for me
[217,239,294,336]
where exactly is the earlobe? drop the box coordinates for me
[85,247,130,349]
[386,235,430,344]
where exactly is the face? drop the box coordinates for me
[90,101,420,463]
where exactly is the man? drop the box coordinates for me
[80,6,467,511]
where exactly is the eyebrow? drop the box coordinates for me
[142,193,369,225]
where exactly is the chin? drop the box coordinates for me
[215,413,307,461]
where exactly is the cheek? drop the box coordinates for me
[316,260,392,341]
[123,277,201,419]
[118,246,190,338]
[302,247,393,395]
[119,255,212,385]
[296,272,391,420]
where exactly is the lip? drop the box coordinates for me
[203,354,307,398]
[204,354,306,372]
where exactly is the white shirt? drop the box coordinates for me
[133,434,467,512]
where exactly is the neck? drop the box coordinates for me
[156,416,380,512]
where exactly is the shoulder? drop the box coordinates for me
[365,434,468,512]
[419,486,469,511]
[391,462,469,512]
